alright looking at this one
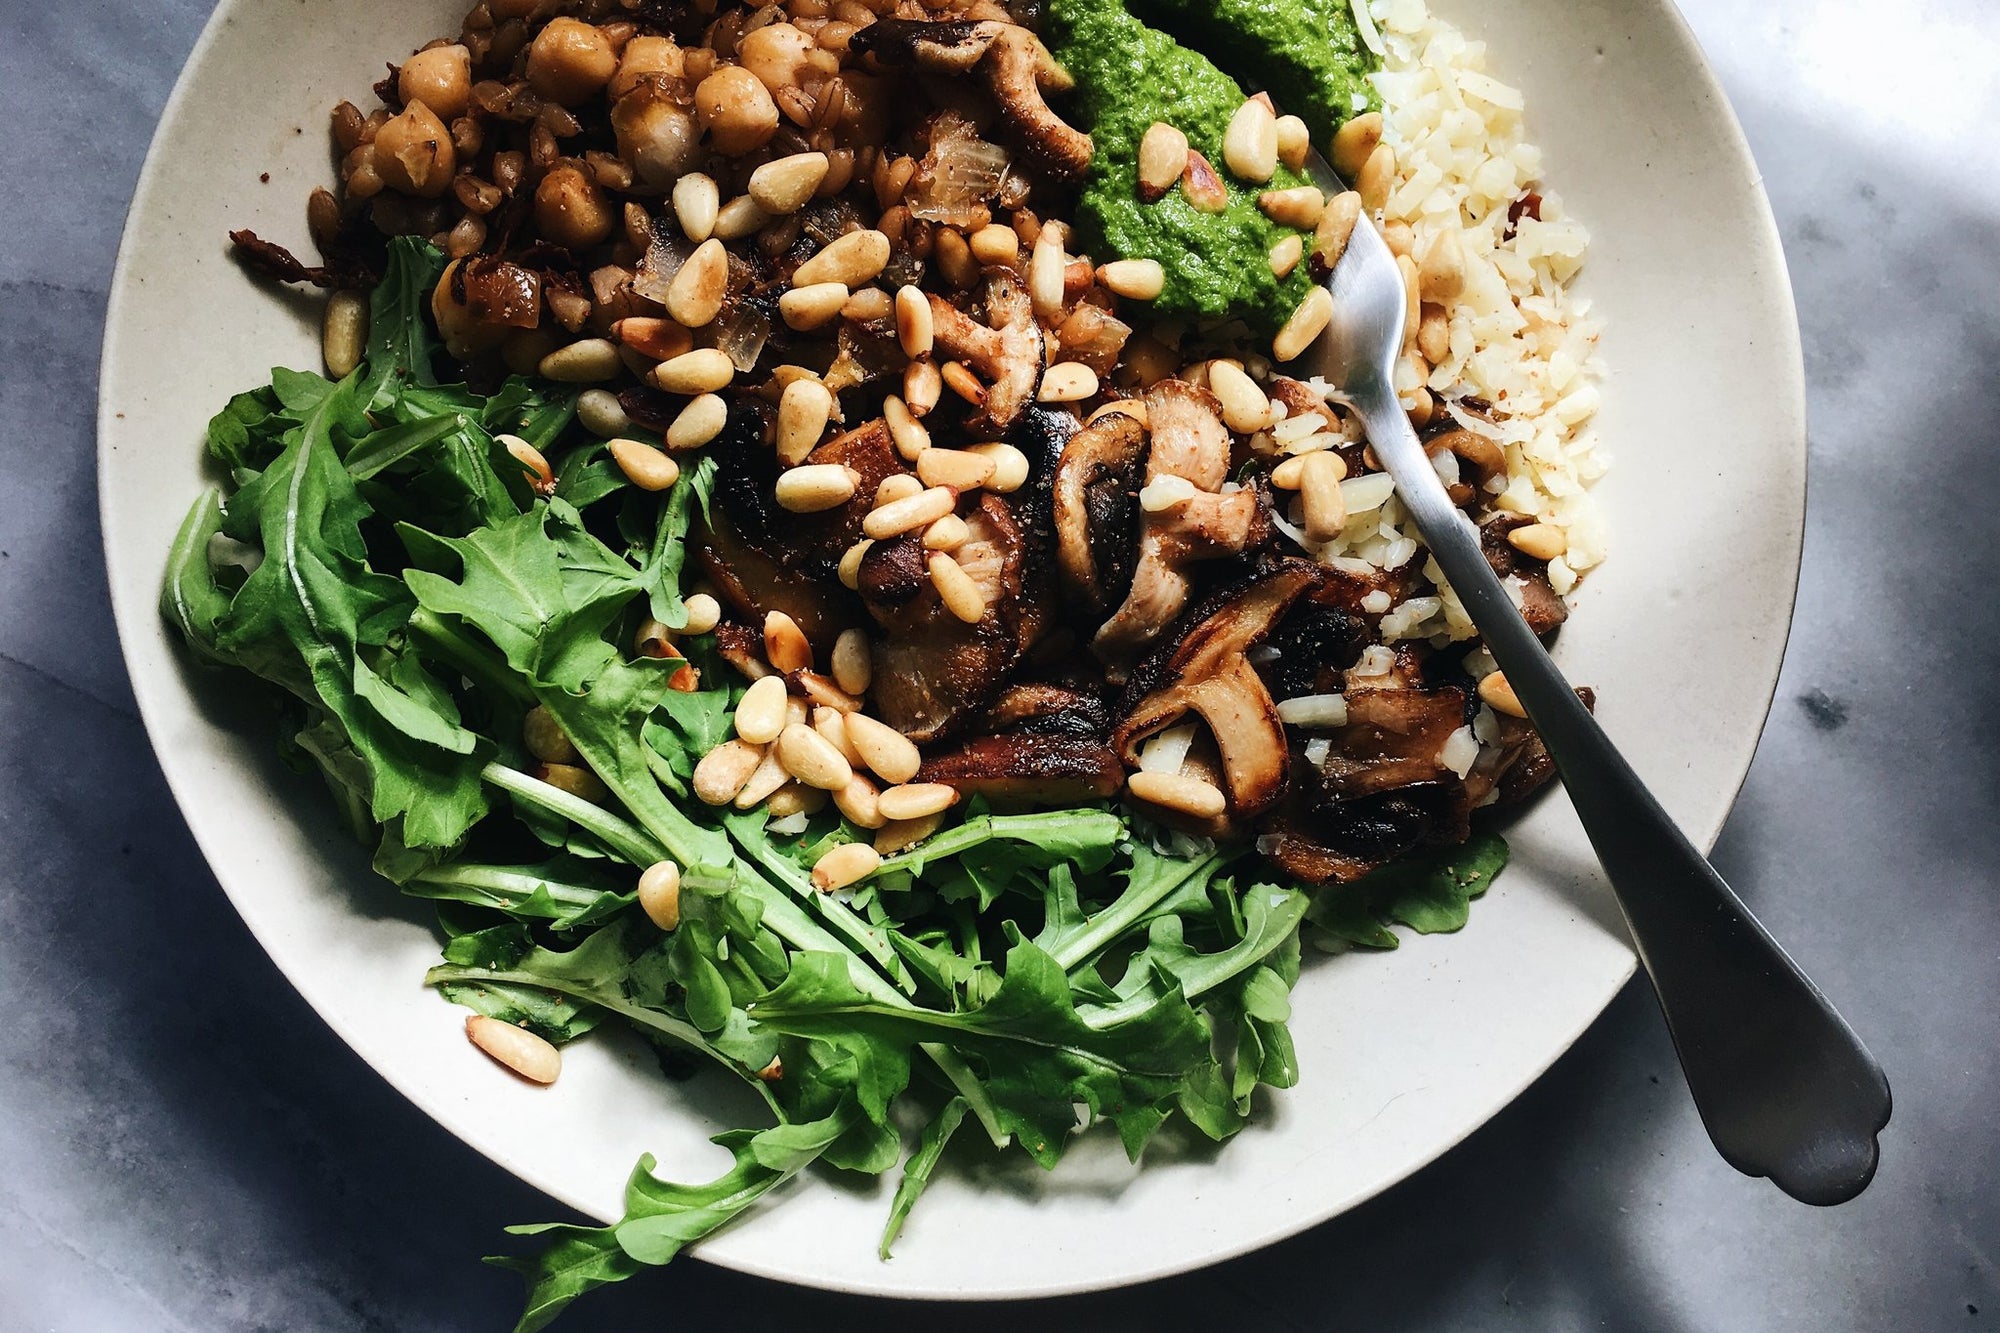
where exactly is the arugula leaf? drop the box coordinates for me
[641,452,718,627]
[880,1096,969,1258]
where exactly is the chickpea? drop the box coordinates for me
[431,259,512,360]
[527,18,617,107]
[695,65,778,155]
[373,100,455,197]
[535,165,616,250]
[612,88,700,189]
[736,23,815,95]
[398,44,472,122]
[609,35,683,101]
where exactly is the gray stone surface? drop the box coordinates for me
[3,1,1995,1328]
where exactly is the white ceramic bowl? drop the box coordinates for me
[98,0,1804,1300]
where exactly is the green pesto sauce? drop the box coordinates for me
[1130,0,1377,146]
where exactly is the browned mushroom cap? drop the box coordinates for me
[852,20,1092,181]
[1051,410,1147,612]
[928,271,1046,432]
[1092,379,1267,672]
[1110,561,1320,819]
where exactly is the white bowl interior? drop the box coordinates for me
[98,0,1803,1300]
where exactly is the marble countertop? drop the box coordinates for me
[4,1,1995,1328]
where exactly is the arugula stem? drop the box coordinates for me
[1049,848,1236,972]
[720,812,911,992]
[481,763,665,866]
[407,863,619,913]
[410,608,537,705]
[878,809,1124,876]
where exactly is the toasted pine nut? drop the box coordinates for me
[637,860,682,931]
[323,290,367,378]
[1418,306,1452,365]
[777,378,834,465]
[538,763,609,803]
[1126,770,1227,819]
[830,629,872,696]
[815,706,865,767]
[877,782,957,822]
[694,738,765,805]
[1259,185,1325,229]
[1357,141,1396,213]
[748,150,830,214]
[795,670,861,714]
[764,610,812,673]
[575,388,630,438]
[968,223,1020,266]
[664,393,727,451]
[1273,287,1335,363]
[1383,220,1415,258]
[501,434,555,494]
[539,337,622,383]
[1271,450,1343,489]
[1269,234,1304,279]
[735,674,790,744]
[1223,97,1280,183]
[1479,671,1528,719]
[875,812,943,855]
[1312,191,1363,278]
[653,347,736,394]
[612,315,693,362]
[665,238,728,328]
[714,194,771,240]
[1208,360,1272,434]
[1331,111,1384,180]
[465,1015,560,1084]
[1419,229,1468,304]
[1038,362,1099,403]
[838,540,872,590]
[777,721,853,791]
[1030,225,1066,322]
[833,772,886,829]
[773,463,859,513]
[916,448,995,491]
[845,712,922,785]
[811,841,881,892]
[864,486,955,539]
[767,782,828,819]
[522,704,578,764]
[928,552,986,623]
[779,281,850,331]
[967,442,1029,493]
[1097,258,1165,301]
[922,514,970,550]
[843,286,893,323]
[1397,253,1422,345]
[884,394,931,461]
[734,742,792,809]
[1300,451,1349,542]
[681,593,721,635]
[609,437,681,491]
[1508,523,1567,562]
[876,473,924,506]
[940,361,987,407]
[673,172,720,241]
[934,227,979,288]
[1137,121,1190,201]
[895,285,934,358]
[793,228,891,286]
[1275,114,1311,170]
[1182,149,1228,213]
[904,358,942,416]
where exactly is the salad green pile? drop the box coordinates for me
[163,239,1506,1330]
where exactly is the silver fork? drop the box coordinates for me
[1301,153,1891,1205]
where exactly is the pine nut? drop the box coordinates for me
[714,194,771,240]
[322,290,367,378]
[777,722,852,791]
[660,394,725,451]
[1357,142,1396,214]
[916,448,995,491]
[539,337,622,383]
[845,713,922,785]
[1384,220,1415,258]
[922,514,970,550]
[967,442,1030,493]
[816,706,865,766]
[1331,111,1384,180]
[831,628,872,696]
[1273,287,1335,363]
[874,813,943,855]
[1030,225,1066,322]
[904,358,942,416]
[811,841,881,892]
[779,281,850,331]
[764,610,813,673]
[1182,149,1228,213]
[877,473,924,506]
[1418,306,1452,365]
[776,378,834,465]
[1419,229,1467,304]
[522,704,578,764]
[1223,98,1279,183]
[864,486,955,539]
[1208,360,1272,434]
[1508,523,1567,562]
[694,738,765,804]
[1126,770,1227,819]
[653,348,736,394]
[968,223,1020,266]
[1038,362,1099,403]
[609,437,682,491]
[935,226,980,287]
[876,782,957,822]
[1137,121,1190,201]
[884,394,931,461]
[637,860,682,931]
[928,552,986,623]
[1259,185,1325,229]
[1097,258,1165,301]
[833,772,886,829]
[1275,114,1311,171]
[673,172,720,241]
[1271,450,1344,489]
[838,540,872,590]
[665,238,728,328]
[501,434,555,494]
[749,150,830,214]
[613,315,693,362]
[892,284,935,359]
[1269,233,1304,279]
[793,229,890,287]
[682,593,722,635]
[465,1015,561,1084]
[767,782,828,819]
[734,743,792,809]
[1478,671,1528,719]
[575,388,630,438]
[1312,191,1363,278]
[735,674,790,744]
[1397,253,1422,344]
[1300,450,1349,542]
[941,361,987,407]
[538,763,609,803]
[843,287,893,322]
[796,670,861,714]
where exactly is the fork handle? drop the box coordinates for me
[1345,378,1890,1204]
